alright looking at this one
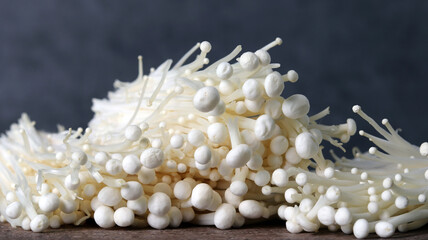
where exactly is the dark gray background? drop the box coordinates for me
[0,0,427,154]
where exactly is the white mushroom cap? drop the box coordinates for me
[216,62,233,80]
[193,86,220,112]
[277,205,287,220]
[208,100,226,116]
[59,212,78,224]
[147,213,170,230]
[299,198,314,213]
[214,203,236,229]
[334,207,352,226]
[395,196,409,209]
[181,207,195,222]
[246,153,263,170]
[39,193,60,213]
[239,52,259,71]
[326,186,341,202]
[346,118,357,135]
[5,192,15,202]
[170,134,184,149]
[285,188,300,203]
[105,159,123,175]
[55,152,66,161]
[194,145,212,165]
[83,184,96,198]
[207,123,228,144]
[64,174,80,190]
[255,49,271,66]
[230,181,248,196]
[235,101,247,114]
[173,180,192,200]
[5,201,22,219]
[30,214,49,232]
[309,128,323,144]
[21,217,31,230]
[418,194,426,203]
[264,72,284,97]
[138,167,156,184]
[286,70,299,82]
[368,202,379,214]
[94,152,109,166]
[271,169,288,187]
[226,144,252,168]
[238,200,264,219]
[254,170,271,186]
[124,125,142,141]
[140,148,164,169]
[148,192,171,215]
[353,219,369,239]
[282,94,310,119]
[114,207,134,227]
[295,173,308,186]
[245,97,265,113]
[241,129,261,149]
[375,221,395,238]
[168,206,183,228]
[341,224,353,235]
[264,99,283,120]
[285,147,302,164]
[121,181,144,201]
[154,182,173,197]
[122,154,142,175]
[242,79,262,101]
[98,187,122,207]
[283,206,299,221]
[94,205,115,228]
[49,215,61,229]
[151,138,163,149]
[270,135,289,155]
[420,142,428,156]
[224,188,242,208]
[127,195,148,216]
[191,183,213,210]
[187,129,205,147]
[71,151,88,165]
[200,41,212,52]
[60,197,78,214]
[317,206,336,226]
[219,79,235,95]
[254,115,276,141]
[295,132,319,159]
[286,220,303,233]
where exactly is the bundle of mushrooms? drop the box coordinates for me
[0,38,427,238]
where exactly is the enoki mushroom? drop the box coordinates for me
[0,38,426,238]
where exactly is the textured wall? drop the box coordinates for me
[0,0,427,154]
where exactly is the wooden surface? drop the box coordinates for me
[1,220,428,240]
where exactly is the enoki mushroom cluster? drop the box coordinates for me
[0,38,426,238]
